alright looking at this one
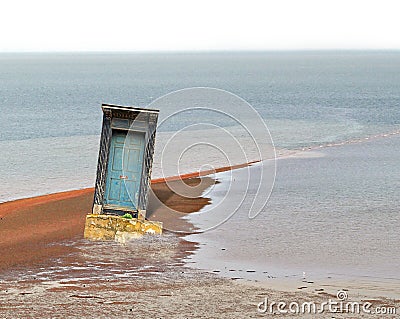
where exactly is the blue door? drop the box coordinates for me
[104,130,145,211]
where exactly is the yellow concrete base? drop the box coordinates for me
[84,214,162,242]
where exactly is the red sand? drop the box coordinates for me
[0,161,257,271]
[0,188,94,219]
[151,160,259,184]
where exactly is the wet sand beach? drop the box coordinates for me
[0,177,215,271]
[1,159,399,318]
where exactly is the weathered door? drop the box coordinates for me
[104,130,145,211]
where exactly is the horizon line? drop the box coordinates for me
[1,48,400,54]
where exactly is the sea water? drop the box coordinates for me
[1,52,399,294]
[186,135,400,296]
[1,51,399,202]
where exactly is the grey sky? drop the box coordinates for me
[1,0,399,52]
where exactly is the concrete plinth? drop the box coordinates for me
[84,214,162,242]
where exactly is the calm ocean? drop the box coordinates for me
[1,52,399,293]
[1,51,399,202]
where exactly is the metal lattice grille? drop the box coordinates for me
[138,117,158,211]
[93,113,112,208]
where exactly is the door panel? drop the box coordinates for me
[111,146,123,171]
[108,179,121,201]
[104,130,145,210]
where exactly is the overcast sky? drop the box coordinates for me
[0,0,399,52]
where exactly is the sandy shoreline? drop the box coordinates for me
[0,176,218,271]
[0,159,266,271]
[1,226,398,318]
[1,162,399,317]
